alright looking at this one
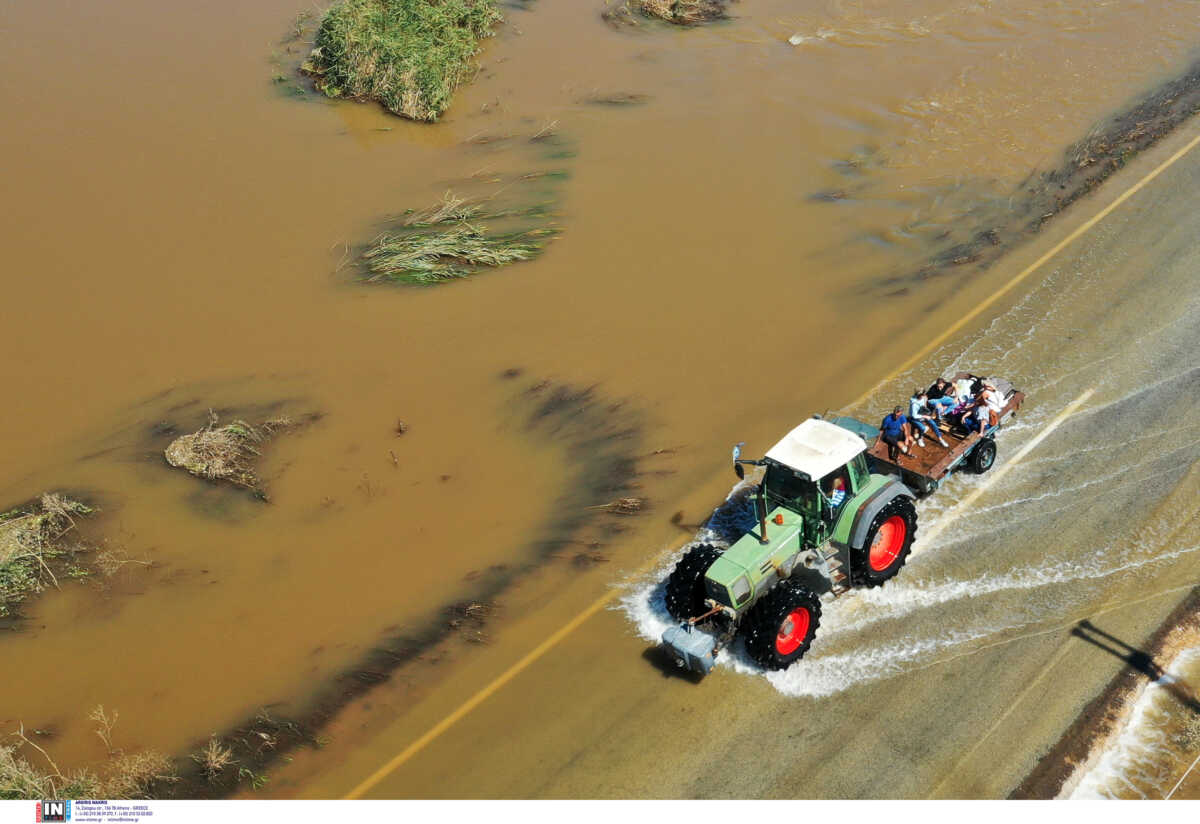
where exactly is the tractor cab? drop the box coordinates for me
[761,419,870,535]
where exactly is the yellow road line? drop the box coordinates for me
[919,388,1095,547]
[344,127,1200,801]
[344,574,638,798]
[845,128,1200,412]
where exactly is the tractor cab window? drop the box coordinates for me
[763,460,817,514]
[847,453,869,492]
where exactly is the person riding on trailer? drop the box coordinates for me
[880,406,913,461]
[964,381,1004,434]
[909,389,950,448]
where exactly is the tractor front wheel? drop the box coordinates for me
[664,543,724,620]
[851,496,917,588]
[742,581,822,670]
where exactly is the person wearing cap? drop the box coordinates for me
[880,406,913,461]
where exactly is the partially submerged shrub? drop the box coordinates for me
[1,719,174,801]
[102,750,176,799]
[164,413,265,490]
[363,190,557,284]
[164,412,303,493]
[0,494,92,617]
[192,737,236,783]
[0,742,100,800]
[604,0,730,26]
[302,0,502,121]
[364,224,552,284]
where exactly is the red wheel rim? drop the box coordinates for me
[869,515,907,572]
[775,607,811,655]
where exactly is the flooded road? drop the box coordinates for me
[2,0,1200,798]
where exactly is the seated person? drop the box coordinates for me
[927,376,952,400]
[964,382,1004,434]
[824,475,848,510]
[925,378,957,417]
[953,376,976,405]
[880,406,912,461]
[910,389,950,448]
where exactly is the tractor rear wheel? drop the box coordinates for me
[742,581,822,670]
[851,496,917,588]
[664,543,723,620]
[970,438,997,474]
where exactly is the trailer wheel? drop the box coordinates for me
[742,581,822,670]
[851,496,917,587]
[970,438,997,474]
[664,543,724,620]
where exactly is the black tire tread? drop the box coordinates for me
[742,580,822,670]
[664,543,724,620]
[970,438,997,474]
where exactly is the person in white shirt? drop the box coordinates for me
[966,382,1004,434]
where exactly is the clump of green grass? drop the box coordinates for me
[362,190,556,284]
[0,494,93,617]
[364,224,551,283]
[604,0,730,26]
[302,0,502,121]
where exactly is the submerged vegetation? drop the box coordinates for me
[361,181,560,285]
[603,0,731,26]
[0,494,92,617]
[1,711,175,800]
[302,0,502,121]
[164,412,309,496]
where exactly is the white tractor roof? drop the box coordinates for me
[765,418,866,480]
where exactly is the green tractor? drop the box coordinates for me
[661,417,917,675]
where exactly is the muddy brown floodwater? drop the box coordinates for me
[2,0,1200,799]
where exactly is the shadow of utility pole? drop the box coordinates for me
[1071,620,1200,715]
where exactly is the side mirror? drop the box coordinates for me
[732,442,745,479]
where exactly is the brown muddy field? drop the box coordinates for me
[3,0,1200,800]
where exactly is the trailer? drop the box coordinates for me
[658,371,1025,676]
[839,372,1025,497]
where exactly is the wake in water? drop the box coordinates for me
[1068,647,1200,799]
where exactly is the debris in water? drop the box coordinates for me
[164,410,314,494]
[591,496,646,515]
[603,0,731,26]
[580,91,651,106]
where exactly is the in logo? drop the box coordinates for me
[36,800,71,822]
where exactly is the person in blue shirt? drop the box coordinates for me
[880,406,912,461]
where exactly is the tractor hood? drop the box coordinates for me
[704,507,804,609]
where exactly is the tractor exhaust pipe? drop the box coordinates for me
[757,486,769,544]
